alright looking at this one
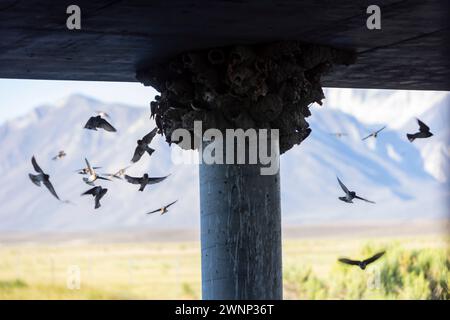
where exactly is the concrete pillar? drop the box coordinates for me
[137,40,355,300]
[199,137,282,299]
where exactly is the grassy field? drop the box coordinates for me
[0,235,448,299]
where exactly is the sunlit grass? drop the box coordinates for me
[0,235,447,299]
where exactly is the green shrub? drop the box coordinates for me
[284,244,449,300]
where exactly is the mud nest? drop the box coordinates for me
[137,41,355,154]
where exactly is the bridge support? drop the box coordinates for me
[199,137,282,299]
[137,41,355,299]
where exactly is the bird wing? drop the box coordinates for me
[376,126,387,134]
[336,176,350,195]
[363,251,385,265]
[338,258,360,266]
[96,176,112,181]
[94,188,107,209]
[146,208,162,214]
[147,175,170,185]
[361,133,373,141]
[84,117,96,129]
[115,165,131,176]
[31,156,44,174]
[97,188,108,201]
[417,118,430,132]
[142,127,158,144]
[354,195,376,204]
[29,174,43,186]
[124,175,142,185]
[43,179,60,200]
[165,200,178,209]
[98,118,117,132]
[131,146,145,163]
[81,186,98,196]
[85,158,94,176]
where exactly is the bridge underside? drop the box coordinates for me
[0,0,449,90]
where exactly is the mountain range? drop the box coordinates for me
[0,91,448,232]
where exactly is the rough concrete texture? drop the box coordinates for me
[199,137,282,299]
[137,41,355,154]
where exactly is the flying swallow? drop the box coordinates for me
[28,155,60,200]
[84,115,117,132]
[81,186,108,209]
[407,118,433,142]
[104,165,132,179]
[338,251,385,270]
[362,126,386,141]
[52,150,67,160]
[82,158,111,185]
[75,166,102,175]
[146,200,178,215]
[337,176,375,204]
[124,173,169,191]
[131,128,158,163]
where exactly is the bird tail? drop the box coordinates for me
[339,197,352,203]
[139,184,145,192]
[95,199,101,209]
[28,174,41,186]
[406,133,416,142]
[145,146,155,156]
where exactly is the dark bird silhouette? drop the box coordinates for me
[150,101,158,119]
[81,186,108,209]
[131,128,158,163]
[104,165,131,179]
[124,173,169,191]
[338,251,385,270]
[337,176,375,204]
[146,200,178,215]
[84,115,116,132]
[407,118,433,142]
[82,158,111,185]
[28,156,60,200]
[362,126,386,141]
[52,150,66,160]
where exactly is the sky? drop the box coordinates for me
[0,78,447,231]
[0,79,158,123]
[1,78,447,127]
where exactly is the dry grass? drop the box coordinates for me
[0,235,447,299]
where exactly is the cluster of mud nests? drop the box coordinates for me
[137,41,355,154]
